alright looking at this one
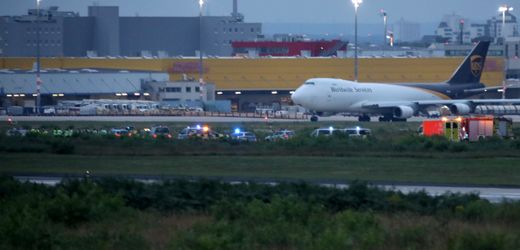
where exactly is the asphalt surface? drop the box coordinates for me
[14,175,520,203]
[3,115,520,123]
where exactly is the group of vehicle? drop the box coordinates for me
[4,123,373,142]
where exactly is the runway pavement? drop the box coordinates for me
[3,115,520,123]
[14,175,520,203]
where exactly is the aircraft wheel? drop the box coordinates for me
[379,116,392,122]
[391,117,407,122]
[310,116,318,122]
[358,115,370,122]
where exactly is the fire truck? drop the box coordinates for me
[419,116,513,142]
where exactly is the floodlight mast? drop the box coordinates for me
[198,0,205,102]
[35,0,42,114]
[499,4,514,99]
[351,0,362,82]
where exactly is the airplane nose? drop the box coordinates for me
[291,90,302,105]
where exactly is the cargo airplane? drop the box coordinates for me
[291,41,520,121]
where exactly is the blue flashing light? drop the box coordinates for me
[329,126,334,131]
[196,124,201,130]
[234,128,241,134]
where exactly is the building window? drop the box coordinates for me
[195,87,200,92]
[234,28,238,32]
[164,87,182,92]
[186,87,191,92]
[250,28,254,32]
[515,44,519,57]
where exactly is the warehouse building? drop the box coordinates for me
[0,1,261,57]
[0,68,218,110]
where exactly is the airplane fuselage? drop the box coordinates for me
[291,78,482,113]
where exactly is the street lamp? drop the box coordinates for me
[352,0,362,82]
[379,9,387,57]
[198,0,205,103]
[35,0,42,115]
[499,5,513,39]
[499,4,513,99]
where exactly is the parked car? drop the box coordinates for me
[43,106,56,116]
[6,128,27,137]
[149,126,172,139]
[110,128,130,137]
[310,127,340,137]
[177,125,217,140]
[341,127,371,138]
[265,130,295,141]
[231,130,257,142]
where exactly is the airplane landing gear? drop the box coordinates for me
[358,114,371,122]
[378,116,389,122]
[310,115,319,122]
[378,115,407,122]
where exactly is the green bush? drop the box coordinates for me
[50,141,75,154]
[47,181,125,226]
[1,176,520,249]
[174,198,384,250]
[393,225,429,250]
[459,200,494,221]
[448,232,519,250]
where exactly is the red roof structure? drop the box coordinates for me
[232,40,348,57]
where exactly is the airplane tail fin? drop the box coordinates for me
[447,41,490,85]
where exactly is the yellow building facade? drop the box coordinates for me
[0,57,504,90]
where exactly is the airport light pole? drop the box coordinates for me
[499,5,513,38]
[352,0,362,82]
[380,9,387,57]
[198,0,205,103]
[499,5,513,99]
[35,0,42,115]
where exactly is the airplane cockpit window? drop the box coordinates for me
[305,82,315,85]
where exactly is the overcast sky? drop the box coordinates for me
[1,0,517,24]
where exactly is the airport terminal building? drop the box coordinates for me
[0,3,262,57]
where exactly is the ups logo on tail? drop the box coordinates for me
[471,55,483,77]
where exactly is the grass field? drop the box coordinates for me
[2,153,520,186]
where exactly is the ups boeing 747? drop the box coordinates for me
[291,41,520,121]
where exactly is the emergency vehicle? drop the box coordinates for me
[419,116,513,142]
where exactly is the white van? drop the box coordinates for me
[311,127,371,138]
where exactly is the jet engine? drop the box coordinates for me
[449,103,471,115]
[393,106,415,119]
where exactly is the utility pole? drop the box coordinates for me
[198,0,205,102]
[380,9,387,57]
[35,0,42,115]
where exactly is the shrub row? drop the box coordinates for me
[1,132,520,156]
[2,176,520,249]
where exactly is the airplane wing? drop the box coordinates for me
[463,84,520,94]
[361,99,520,108]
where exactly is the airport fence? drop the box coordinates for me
[34,109,309,120]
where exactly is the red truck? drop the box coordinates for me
[419,116,513,142]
